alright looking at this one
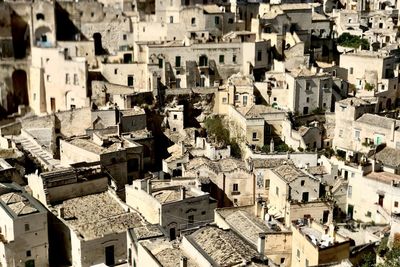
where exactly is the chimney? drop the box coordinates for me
[257,233,266,259]
[147,179,152,194]
[180,256,188,267]
[181,186,186,200]
[58,207,65,218]
[329,223,336,242]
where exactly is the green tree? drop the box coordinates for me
[337,33,369,49]
[204,116,242,158]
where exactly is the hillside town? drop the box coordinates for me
[1,0,400,266]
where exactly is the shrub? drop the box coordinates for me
[337,33,369,49]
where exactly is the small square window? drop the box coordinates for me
[114,69,118,74]
[252,132,257,140]
[123,34,127,40]
[25,223,30,231]
[173,127,176,132]
[26,250,31,257]
[173,114,178,120]
[395,201,399,208]
[219,55,224,64]
[222,97,227,103]
[301,180,305,186]
[232,55,237,63]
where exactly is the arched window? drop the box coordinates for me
[36,13,45,20]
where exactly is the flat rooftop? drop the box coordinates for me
[293,220,348,249]
[152,187,197,204]
[51,192,144,240]
[365,171,400,184]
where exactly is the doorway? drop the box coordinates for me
[105,245,115,266]
[169,228,176,240]
[347,204,354,219]
[50,97,56,112]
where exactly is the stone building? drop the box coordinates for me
[29,46,89,114]
[291,219,351,267]
[0,182,49,267]
[27,169,146,267]
[183,157,257,207]
[339,49,399,110]
[126,178,217,238]
[215,205,293,266]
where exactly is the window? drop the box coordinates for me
[276,186,279,196]
[265,179,270,189]
[215,16,220,25]
[36,13,45,20]
[306,97,309,103]
[175,56,181,67]
[355,130,360,140]
[273,97,277,101]
[46,75,51,82]
[65,73,70,84]
[191,17,196,25]
[114,68,118,74]
[123,34,127,40]
[243,95,248,106]
[199,55,208,66]
[280,258,285,264]
[339,129,343,138]
[252,132,257,140]
[296,249,300,259]
[158,58,163,68]
[232,55,237,63]
[349,67,353,74]
[173,114,178,120]
[73,74,78,85]
[366,211,372,217]
[395,201,399,208]
[26,250,31,257]
[306,259,309,267]
[301,180,305,186]
[233,183,239,192]
[228,18,234,24]
[173,127,176,132]
[306,82,311,90]
[25,223,30,231]
[169,16,173,23]
[222,97,227,103]
[257,50,262,61]
[33,93,36,101]
[234,94,239,101]
[127,75,134,86]
[348,185,352,198]
[219,55,224,64]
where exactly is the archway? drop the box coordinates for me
[35,26,52,46]
[12,69,29,109]
[93,32,103,55]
